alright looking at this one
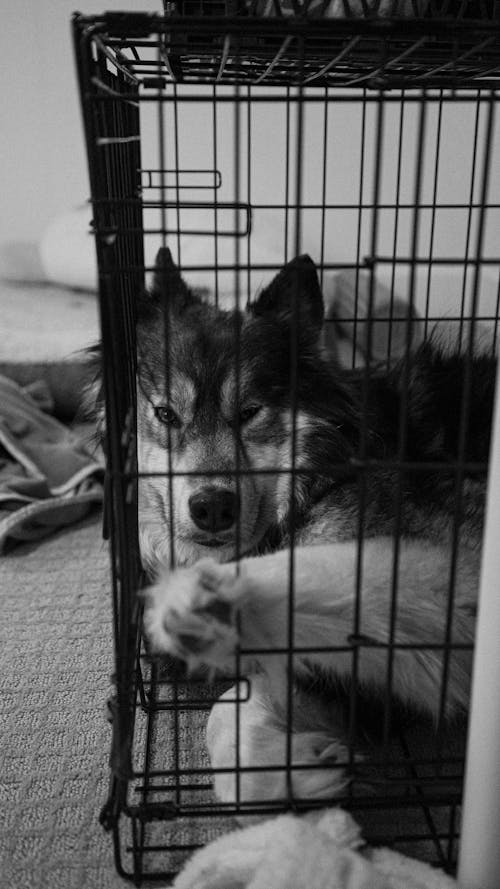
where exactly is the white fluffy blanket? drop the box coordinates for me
[172,808,457,889]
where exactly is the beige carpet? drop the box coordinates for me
[0,511,129,889]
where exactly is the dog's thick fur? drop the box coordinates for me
[137,248,495,809]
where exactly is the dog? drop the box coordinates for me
[136,247,495,811]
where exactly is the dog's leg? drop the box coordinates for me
[144,538,478,718]
[206,675,348,813]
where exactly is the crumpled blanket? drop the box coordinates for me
[0,374,103,552]
[172,808,457,889]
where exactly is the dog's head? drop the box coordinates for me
[136,248,357,572]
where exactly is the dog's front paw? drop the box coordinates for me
[289,731,349,802]
[143,558,248,671]
[212,728,348,815]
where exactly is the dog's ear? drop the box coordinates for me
[142,247,200,315]
[151,246,184,295]
[250,254,324,338]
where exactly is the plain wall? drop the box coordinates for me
[0,0,161,245]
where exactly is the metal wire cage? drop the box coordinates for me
[73,6,500,885]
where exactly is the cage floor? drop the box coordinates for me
[109,658,465,881]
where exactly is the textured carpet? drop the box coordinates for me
[0,511,129,889]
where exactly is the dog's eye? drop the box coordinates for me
[154,405,181,428]
[238,404,262,425]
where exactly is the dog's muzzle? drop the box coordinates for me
[188,486,239,534]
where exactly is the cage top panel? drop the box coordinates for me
[73,5,500,90]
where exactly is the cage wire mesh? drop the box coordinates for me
[73,6,500,884]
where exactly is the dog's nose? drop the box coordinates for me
[188,487,239,534]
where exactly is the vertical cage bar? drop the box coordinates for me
[285,76,305,802]
[422,90,443,338]
[283,86,291,264]
[383,93,428,755]
[319,86,329,292]
[72,21,143,832]
[458,93,482,353]
[387,90,405,366]
[352,88,368,368]
[232,80,243,813]
[212,85,220,305]
[349,91,384,773]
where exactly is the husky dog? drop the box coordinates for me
[140,248,495,808]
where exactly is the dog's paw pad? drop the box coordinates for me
[143,559,242,668]
[199,598,232,625]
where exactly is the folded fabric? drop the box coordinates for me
[324,270,498,367]
[323,269,424,367]
[0,374,103,552]
[172,807,457,889]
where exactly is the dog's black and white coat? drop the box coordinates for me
[134,248,494,808]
